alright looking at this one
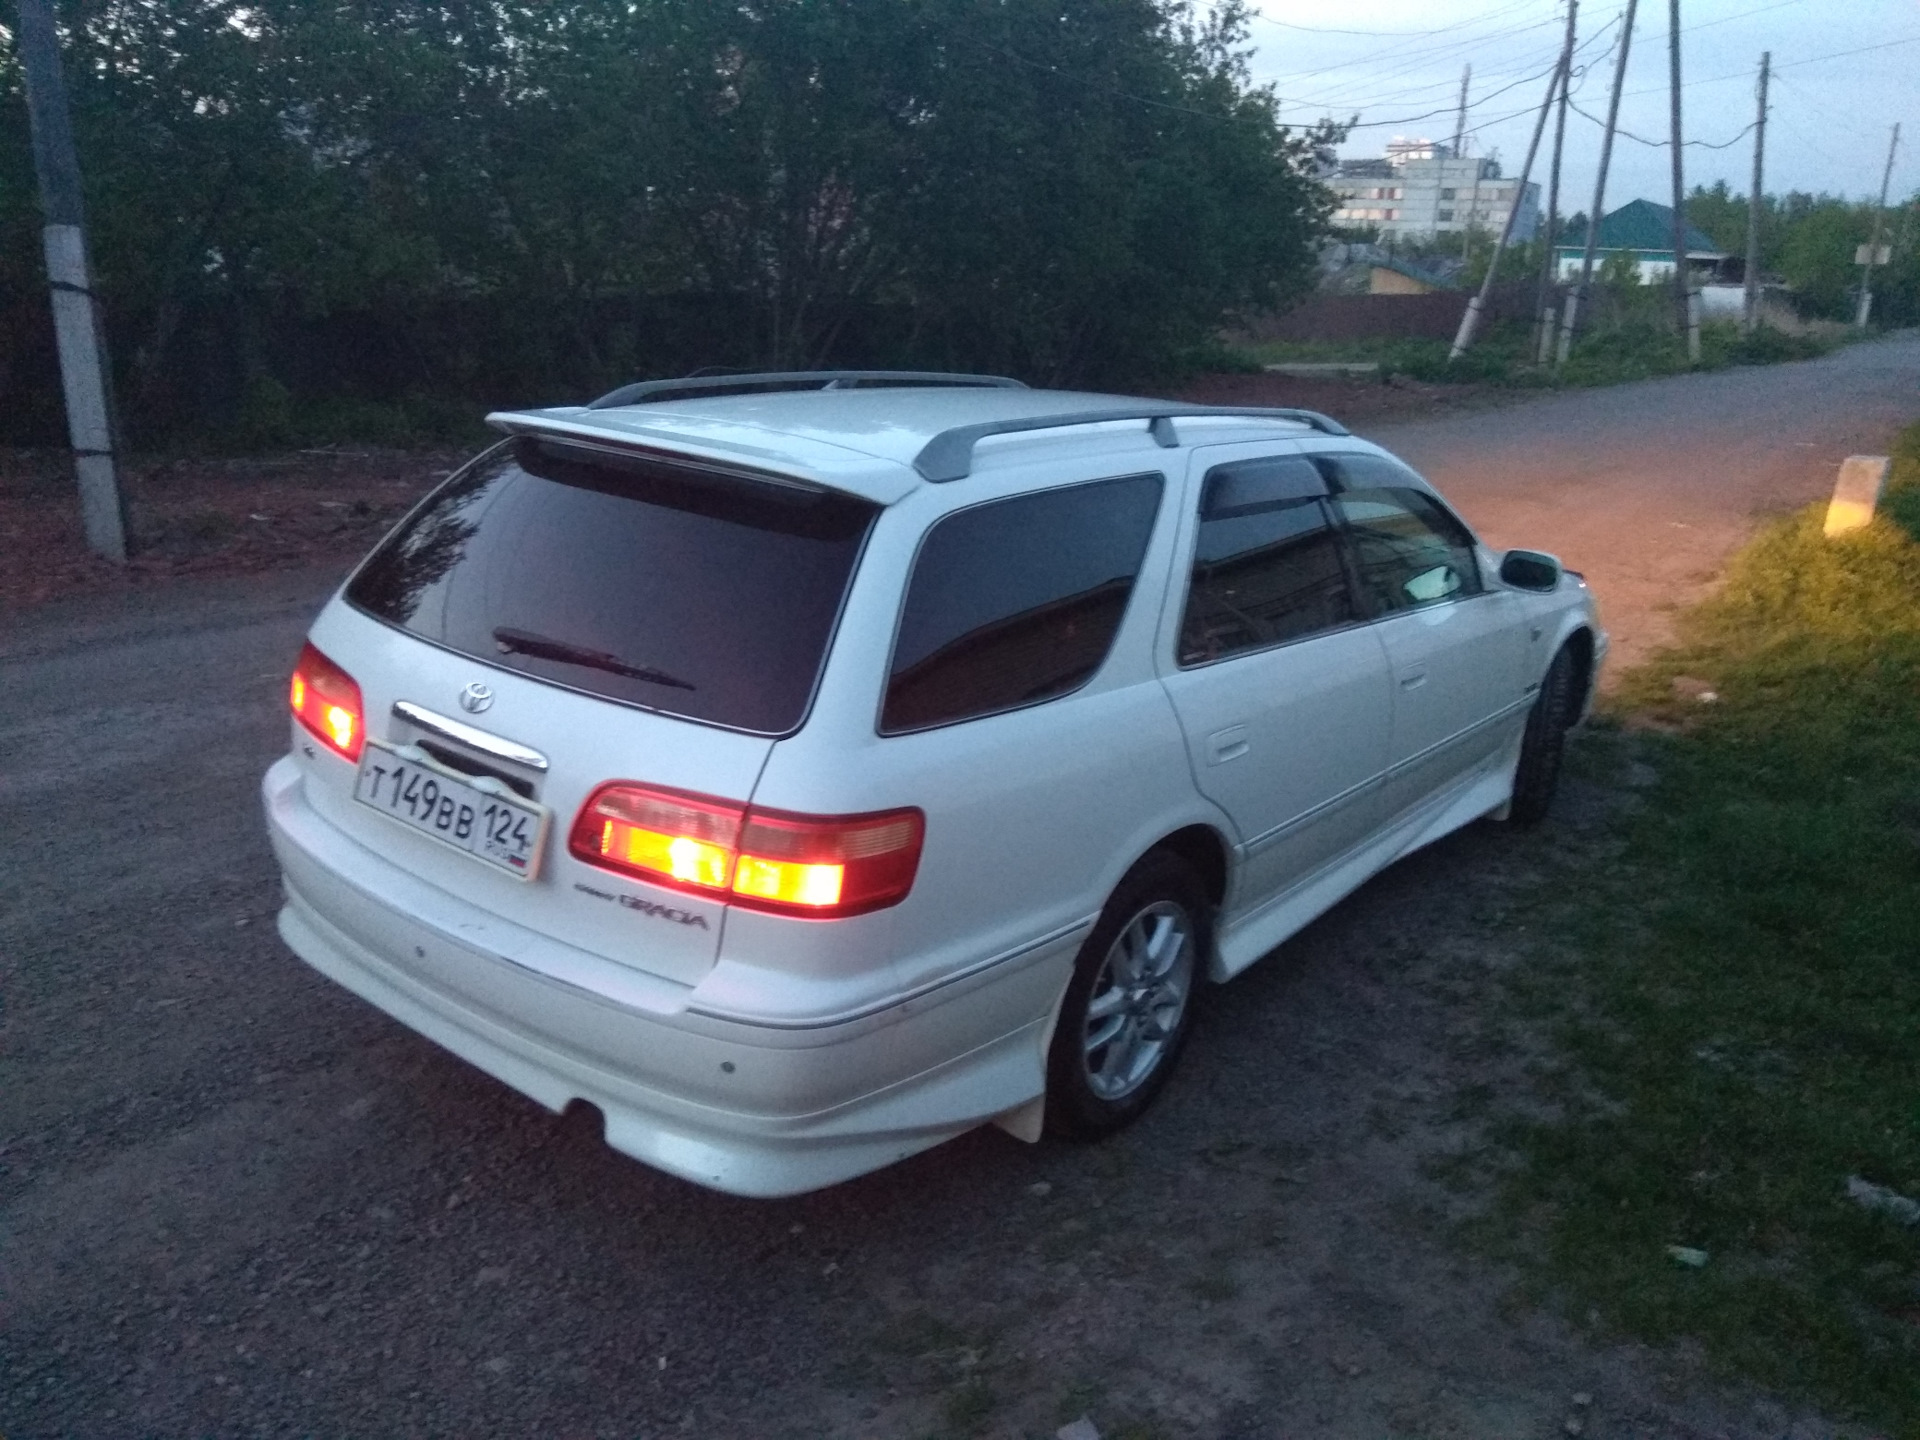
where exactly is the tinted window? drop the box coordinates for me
[347,439,876,735]
[882,474,1163,734]
[1180,457,1356,664]
[1320,453,1482,618]
[1324,465,1483,616]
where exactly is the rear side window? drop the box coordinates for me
[346,439,877,735]
[1180,455,1356,665]
[1316,454,1482,616]
[881,474,1163,734]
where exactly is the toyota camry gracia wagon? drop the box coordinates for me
[263,371,1606,1196]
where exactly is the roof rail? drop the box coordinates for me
[587,370,1027,410]
[912,404,1350,482]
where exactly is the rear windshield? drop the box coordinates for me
[346,438,877,735]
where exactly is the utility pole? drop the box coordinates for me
[1742,52,1770,333]
[1453,66,1472,157]
[1856,123,1900,329]
[16,0,128,563]
[1535,0,1579,363]
[1452,16,1572,359]
[1558,0,1639,366]
[1667,0,1700,361]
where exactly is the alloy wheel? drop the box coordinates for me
[1080,900,1196,1101]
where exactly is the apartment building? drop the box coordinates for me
[1328,139,1540,243]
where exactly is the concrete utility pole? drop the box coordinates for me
[1667,0,1700,361]
[1742,52,1770,333]
[1453,66,1472,157]
[1535,0,1579,363]
[17,0,127,562]
[1856,123,1900,329]
[1452,20,1573,359]
[1558,0,1640,366]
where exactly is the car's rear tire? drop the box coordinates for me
[1044,852,1208,1140]
[1507,644,1578,826]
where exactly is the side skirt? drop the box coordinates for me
[1211,754,1517,981]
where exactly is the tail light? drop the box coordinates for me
[569,783,924,919]
[290,641,365,761]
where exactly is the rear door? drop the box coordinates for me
[300,434,878,986]
[1315,452,1528,823]
[1158,444,1395,913]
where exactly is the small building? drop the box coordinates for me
[1329,138,1540,243]
[1367,257,1456,295]
[1553,199,1729,284]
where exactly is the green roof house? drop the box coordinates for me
[1553,198,1727,284]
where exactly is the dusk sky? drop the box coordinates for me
[1249,0,1919,211]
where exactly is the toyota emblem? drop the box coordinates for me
[458,682,495,714]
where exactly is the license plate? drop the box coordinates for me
[353,740,548,880]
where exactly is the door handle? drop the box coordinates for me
[1206,725,1250,765]
[1399,667,1429,691]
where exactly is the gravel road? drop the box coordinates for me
[3,339,1915,1439]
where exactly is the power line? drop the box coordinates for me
[1344,62,1561,131]
[1281,58,1554,115]
[1768,71,1897,180]
[1339,46,1606,148]
[1282,15,1617,116]
[1255,18,1438,36]
[1569,97,1759,149]
[1279,48,1565,113]
[1267,0,1815,127]
[1250,6,1529,38]
[1257,0,1791,94]
[1308,20,1619,132]
[1256,5,1561,85]
[1670,0,1806,37]
[1250,0,1542,47]
[1619,31,1920,98]
[1740,30,1920,71]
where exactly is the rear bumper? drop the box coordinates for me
[262,757,1074,1196]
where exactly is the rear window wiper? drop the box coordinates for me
[492,627,696,691]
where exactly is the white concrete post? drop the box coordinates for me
[1824,456,1890,537]
[43,225,127,560]
[18,0,129,563]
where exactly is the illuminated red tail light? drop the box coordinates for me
[569,784,924,919]
[290,641,365,761]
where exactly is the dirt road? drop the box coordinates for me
[3,341,1914,1439]
[1364,331,1920,672]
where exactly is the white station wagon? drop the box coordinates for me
[263,372,1605,1196]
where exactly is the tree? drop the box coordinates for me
[0,0,1336,442]
[1687,181,1917,323]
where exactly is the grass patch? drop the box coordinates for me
[1237,317,1831,390]
[1490,421,1920,1430]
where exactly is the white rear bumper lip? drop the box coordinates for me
[262,757,1072,1197]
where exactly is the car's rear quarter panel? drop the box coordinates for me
[732,462,1229,1044]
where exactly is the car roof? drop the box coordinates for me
[487,385,1355,506]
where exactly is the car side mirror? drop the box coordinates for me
[1499,549,1563,591]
